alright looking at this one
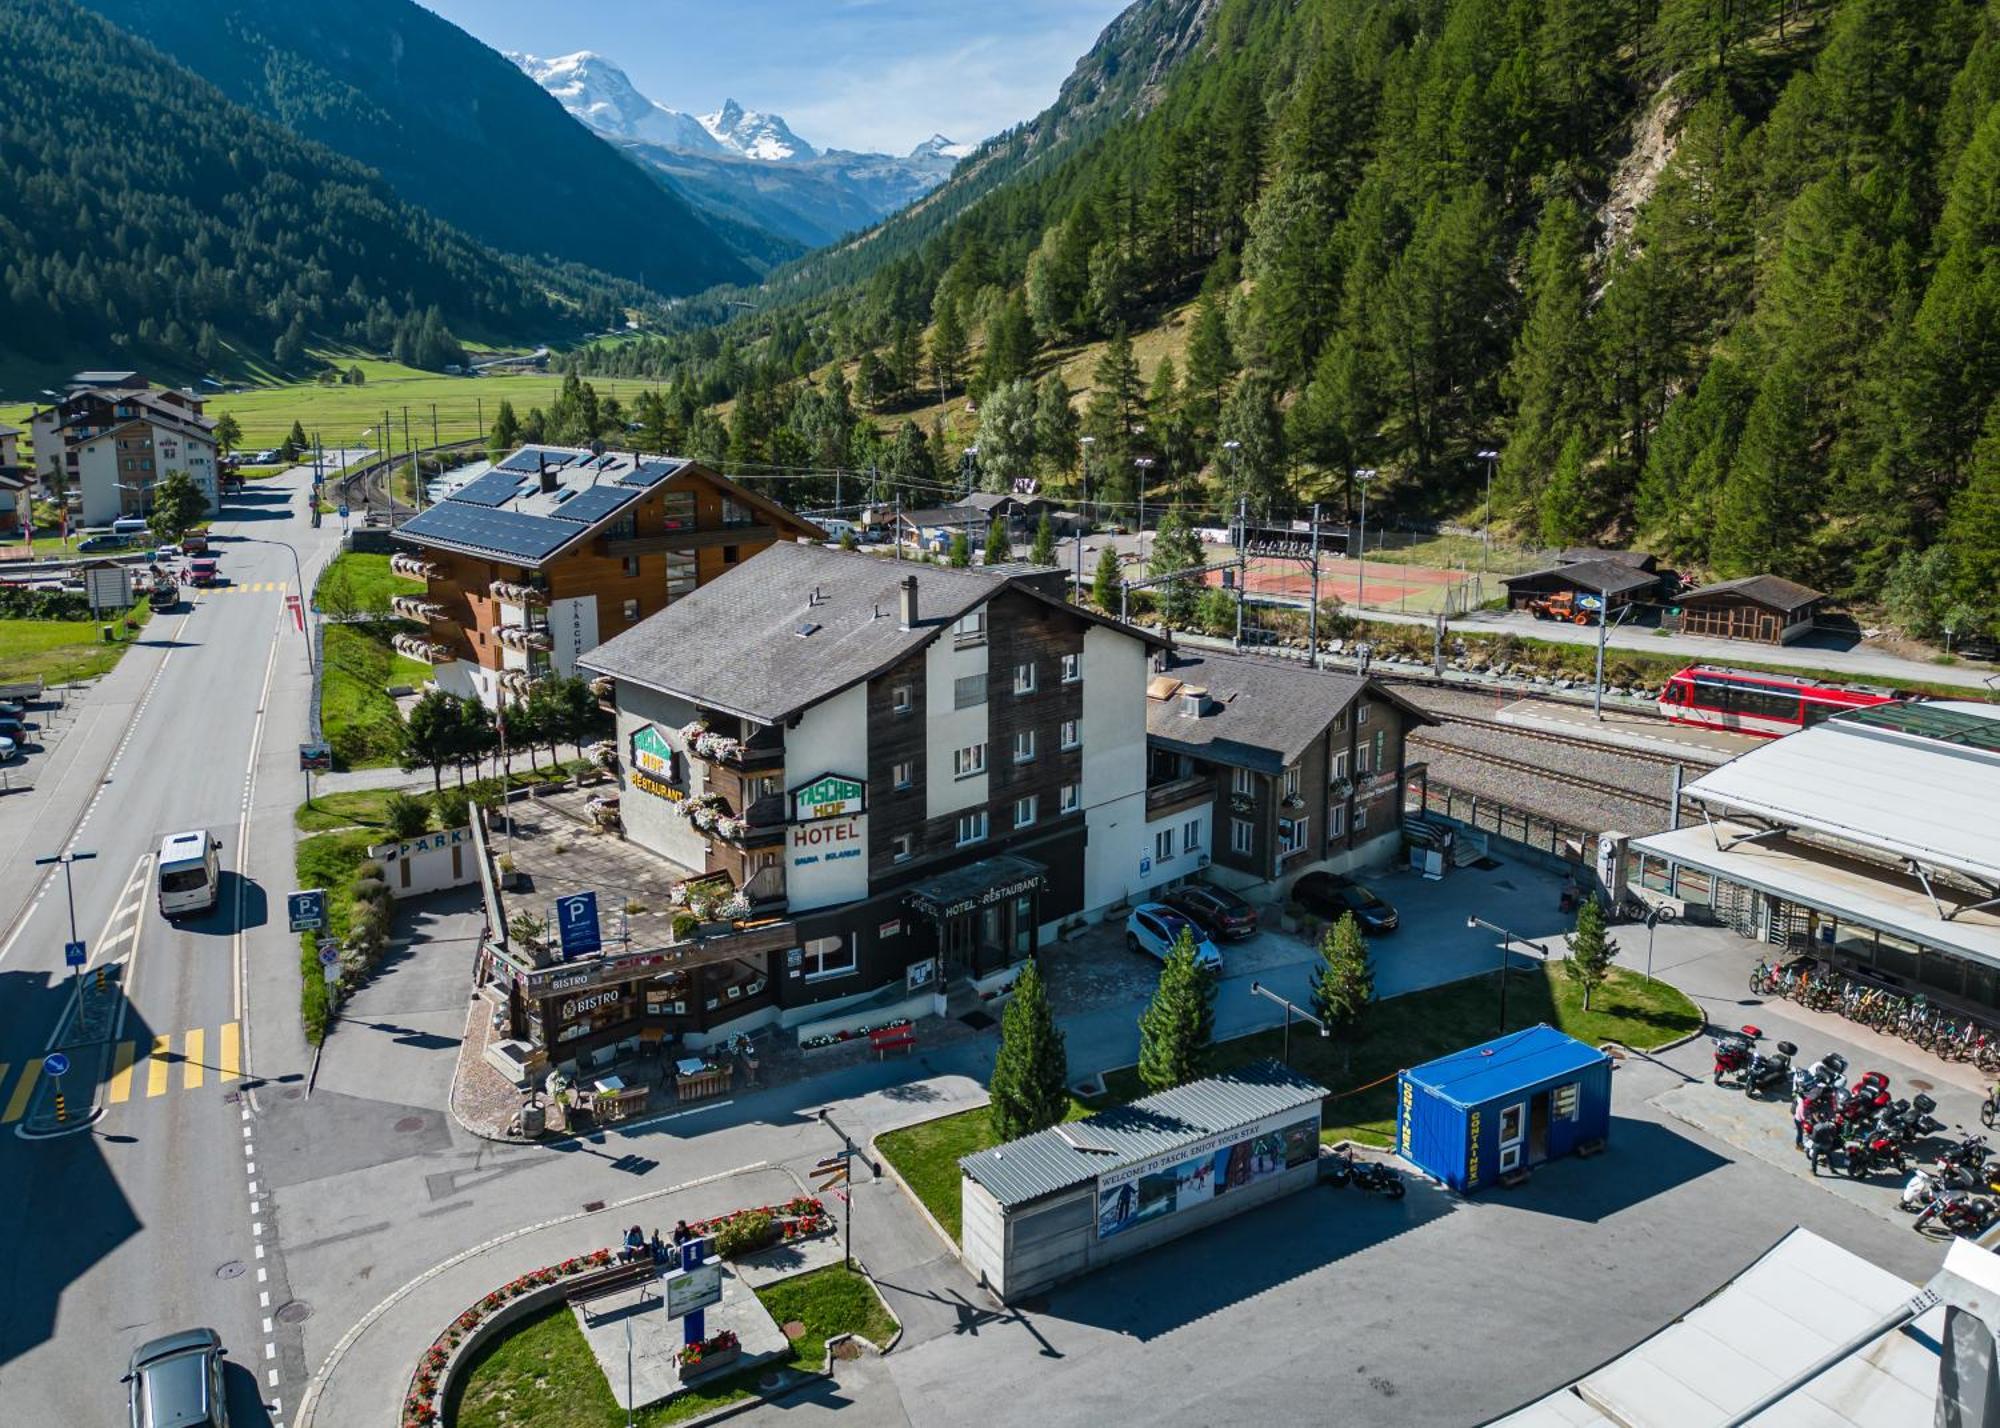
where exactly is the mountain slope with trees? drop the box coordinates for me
[0,0,648,387]
[80,0,754,292]
[568,0,2000,636]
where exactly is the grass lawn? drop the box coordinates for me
[0,599,154,684]
[878,1098,1092,1244]
[321,619,429,769]
[448,1265,899,1428]
[315,550,421,618]
[882,964,1700,1238]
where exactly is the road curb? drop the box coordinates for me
[869,1124,967,1262]
[293,1158,772,1428]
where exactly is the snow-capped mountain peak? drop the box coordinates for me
[510,50,718,153]
[699,100,817,163]
[910,133,975,161]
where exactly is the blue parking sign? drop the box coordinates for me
[555,892,602,959]
[288,889,327,933]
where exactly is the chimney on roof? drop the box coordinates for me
[538,457,558,496]
[899,574,918,631]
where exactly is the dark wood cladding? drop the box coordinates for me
[865,647,929,884]
[603,524,777,557]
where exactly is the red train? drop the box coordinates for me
[1657,665,1904,738]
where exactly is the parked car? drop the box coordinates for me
[78,534,126,552]
[0,735,16,762]
[0,699,26,719]
[124,1326,229,1427]
[0,716,26,743]
[1162,883,1260,941]
[152,545,180,564]
[1290,872,1399,933]
[1125,903,1224,971]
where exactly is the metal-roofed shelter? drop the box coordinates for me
[1629,700,2000,1011]
[958,1061,1327,1300]
[1495,1227,1938,1427]
[1397,1026,1611,1192]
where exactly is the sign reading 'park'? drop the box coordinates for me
[793,773,865,821]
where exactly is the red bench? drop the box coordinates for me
[869,1026,917,1059]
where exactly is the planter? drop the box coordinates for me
[679,1343,741,1379]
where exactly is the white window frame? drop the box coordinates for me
[1014,796,1037,829]
[1061,652,1081,684]
[1230,818,1253,855]
[1060,719,1080,751]
[1329,803,1347,839]
[954,610,988,645]
[1355,802,1369,831]
[953,744,986,779]
[1155,828,1174,861]
[1356,740,1373,775]
[1059,782,1080,815]
[1231,767,1255,797]
[803,934,857,982]
[1014,662,1036,695]
[957,809,988,847]
[1182,820,1201,853]
[1330,750,1349,784]
[891,833,913,864]
[1278,816,1308,856]
[1358,701,1372,726]
[893,760,914,790]
[1013,729,1036,763]
[1283,767,1301,800]
[892,682,914,714]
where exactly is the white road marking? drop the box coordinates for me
[261,1291,270,1308]
[265,1343,275,1360]
[264,1317,274,1334]
[234,616,283,1025]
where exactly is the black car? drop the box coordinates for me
[1290,872,1399,933]
[1162,884,1261,941]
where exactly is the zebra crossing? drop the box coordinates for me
[0,1022,241,1121]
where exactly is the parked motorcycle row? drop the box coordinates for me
[1322,1146,1406,1199]
[1711,1026,1995,1237]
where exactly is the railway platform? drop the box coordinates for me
[1495,698,1755,765]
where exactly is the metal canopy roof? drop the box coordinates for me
[1403,1025,1608,1109]
[1495,1228,1937,1427]
[958,1061,1327,1209]
[1682,701,2000,885]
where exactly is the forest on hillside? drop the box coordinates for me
[572,0,2000,636]
[0,0,642,384]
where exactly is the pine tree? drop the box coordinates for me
[984,515,1011,566]
[1714,357,1814,578]
[288,420,309,454]
[1137,930,1216,1092]
[980,295,1036,396]
[1148,503,1204,627]
[930,295,968,399]
[1217,373,1287,516]
[213,411,242,456]
[1502,197,1596,513]
[1083,328,1144,505]
[987,959,1069,1142]
[948,530,971,568]
[1183,294,1236,442]
[1033,374,1079,484]
[1093,543,1122,611]
[1538,432,1597,546]
[489,399,521,456]
[1030,513,1056,567]
[1944,402,2000,626]
[1309,913,1375,1070]
[1565,897,1618,1011]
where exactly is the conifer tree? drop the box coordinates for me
[984,515,1011,566]
[1538,432,1596,546]
[1309,913,1375,1071]
[1030,513,1056,567]
[1148,504,1204,627]
[948,530,971,567]
[930,295,967,398]
[988,959,1069,1142]
[1565,897,1618,1012]
[1945,403,2000,626]
[1714,358,1814,578]
[1093,543,1122,612]
[1502,197,1595,513]
[1137,930,1216,1092]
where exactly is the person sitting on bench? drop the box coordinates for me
[620,1225,645,1263]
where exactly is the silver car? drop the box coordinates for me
[125,1327,229,1427]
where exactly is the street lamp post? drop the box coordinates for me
[1134,457,1155,559]
[1248,980,1329,1067]
[1466,915,1552,1036]
[235,536,315,674]
[1353,469,1377,612]
[816,1107,878,1271]
[1079,435,1095,520]
[1593,601,1639,722]
[35,849,98,1008]
[1476,449,1499,570]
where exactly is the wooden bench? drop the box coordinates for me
[869,1026,917,1059]
[566,1259,658,1323]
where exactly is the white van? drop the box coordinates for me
[157,830,222,917]
[112,516,151,538]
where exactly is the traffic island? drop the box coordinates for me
[18,961,124,1138]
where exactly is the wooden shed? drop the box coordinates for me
[1673,575,1825,645]
[1501,557,1658,614]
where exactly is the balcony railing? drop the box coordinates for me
[494,623,553,653]
[498,669,542,698]
[391,633,455,664]
[390,552,440,581]
[1146,773,1212,819]
[489,579,549,607]
[391,594,444,622]
[679,720,783,772]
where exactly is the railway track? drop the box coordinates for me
[1410,703,1690,767]
[1411,737,1675,810]
[333,438,482,519]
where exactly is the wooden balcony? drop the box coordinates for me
[602,524,776,557]
[390,552,440,581]
[494,623,553,653]
[1146,773,1213,820]
[391,594,445,622]
[391,633,456,664]
[489,579,549,607]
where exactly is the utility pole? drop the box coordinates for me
[35,849,98,1011]
[893,493,902,561]
[1353,469,1377,612]
[477,396,484,444]
[1308,501,1321,670]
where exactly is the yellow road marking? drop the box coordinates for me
[146,1035,171,1098]
[183,1027,204,1090]
[108,1042,136,1103]
[218,1022,240,1083]
[2,1061,37,1123]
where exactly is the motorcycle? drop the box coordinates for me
[1842,1123,1906,1179]
[1330,1146,1405,1199]
[1794,1052,1848,1099]
[1901,1165,1945,1212]
[1712,1026,1759,1086]
[1914,1185,1995,1237]
[1742,1039,1798,1098]
[1883,1094,1942,1149]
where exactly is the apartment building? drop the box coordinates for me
[579,543,1178,1026]
[388,445,824,708]
[29,377,217,523]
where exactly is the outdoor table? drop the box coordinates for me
[675,1057,708,1078]
[594,1074,627,1096]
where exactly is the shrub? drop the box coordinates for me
[672,911,699,942]
[433,787,471,830]
[713,1209,777,1259]
[351,875,390,906]
[384,792,430,840]
[354,859,385,882]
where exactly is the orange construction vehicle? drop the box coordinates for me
[1528,590,1600,624]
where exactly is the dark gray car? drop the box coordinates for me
[126,1327,229,1428]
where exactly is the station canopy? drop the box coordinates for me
[1680,701,2000,887]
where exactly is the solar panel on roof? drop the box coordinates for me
[619,459,685,488]
[399,503,579,563]
[547,484,641,526]
[451,469,531,507]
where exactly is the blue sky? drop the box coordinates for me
[419,0,1129,155]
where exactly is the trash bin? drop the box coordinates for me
[101,624,114,642]
[520,1102,546,1137]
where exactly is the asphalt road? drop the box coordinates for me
[0,465,345,1424]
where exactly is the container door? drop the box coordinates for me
[1497,1100,1527,1174]
[1529,1091,1551,1164]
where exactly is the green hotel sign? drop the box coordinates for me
[630,724,674,780]
[793,773,864,821]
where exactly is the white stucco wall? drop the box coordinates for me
[612,682,708,872]
[1078,624,1151,916]
[924,612,990,820]
[1134,803,1214,899]
[548,595,599,678]
[784,683,870,913]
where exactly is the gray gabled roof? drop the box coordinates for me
[959,1061,1327,1209]
[1502,558,1658,596]
[1677,574,1824,614]
[1145,649,1437,774]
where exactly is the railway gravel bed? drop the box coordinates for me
[1415,747,1670,840]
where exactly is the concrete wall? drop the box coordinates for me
[1079,623,1150,916]
[370,826,477,898]
[784,683,870,913]
[614,682,707,872]
[924,611,990,821]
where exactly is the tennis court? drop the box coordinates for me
[1203,550,1482,615]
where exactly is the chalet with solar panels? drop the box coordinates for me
[387,446,824,707]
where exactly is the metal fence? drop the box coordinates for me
[1408,780,1595,866]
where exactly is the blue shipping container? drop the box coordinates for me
[1395,1025,1613,1193]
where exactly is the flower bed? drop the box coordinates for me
[402,1197,836,1425]
[678,1327,741,1375]
[799,1017,912,1052]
